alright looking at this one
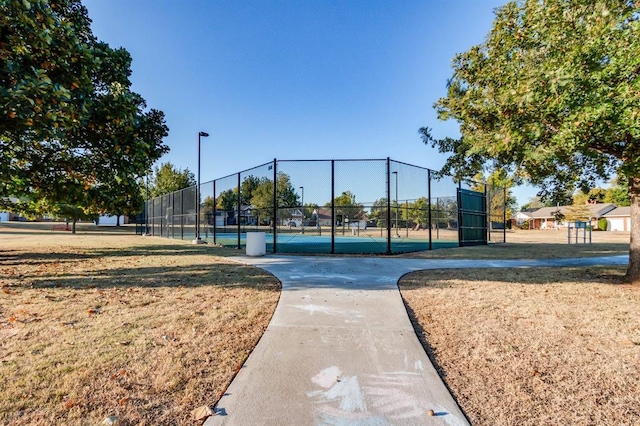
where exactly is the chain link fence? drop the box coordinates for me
[143,158,507,254]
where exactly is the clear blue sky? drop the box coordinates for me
[83,0,538,206]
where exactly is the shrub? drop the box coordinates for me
[597,217,608,231]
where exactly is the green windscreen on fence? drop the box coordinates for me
[458,188,487,246]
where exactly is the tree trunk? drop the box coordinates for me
[72,219,77,234]
[116,215,121,226]
[626,176,640,284]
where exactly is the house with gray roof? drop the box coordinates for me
[603,206,631,231]
[516,203,617,230]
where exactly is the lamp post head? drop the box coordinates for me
[199,131,209,137]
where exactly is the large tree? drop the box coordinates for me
[216,189,237,215]
[147,162,195,198]
[573,181,630,206]
[421,0,640,283]
[368,197,388,227]
[326,191,366,223]
[240,175,261,202]
[473,169,518,222]
[404,197,430,229]
[248,173,299,223]
[1,0,168,224]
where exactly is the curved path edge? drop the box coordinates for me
[205,255,628,426]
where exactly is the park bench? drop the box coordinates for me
[51,224,71,231]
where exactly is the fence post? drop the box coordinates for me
[180,189,184,240]
[273,159,277,253]
[144,191,148,235]
[331,160,335,254]
[213,179,217,245]
[428,169,432,250]
[484,182,489,245]
[457,180,463,247]
[503,186,507,243]
[170,192,174,239]
[152,200,155,235]
[386,158,391,255]
[237,172,241,249]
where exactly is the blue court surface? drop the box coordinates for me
[201,232,458,254]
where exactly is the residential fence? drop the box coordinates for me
[141,158,507,254]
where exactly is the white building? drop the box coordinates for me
[603,207,631,231]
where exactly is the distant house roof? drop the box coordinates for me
[603,206,631,218]
[518,203,617,219]
[515,211,536,219]
[313,208,332,220]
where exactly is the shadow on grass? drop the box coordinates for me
[0,244,240,266]
[2,245,277,291]
[20,263,278,290]
[0,222,137,234]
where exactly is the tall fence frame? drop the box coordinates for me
[143,158,507,254]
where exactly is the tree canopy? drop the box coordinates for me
[573,178,630,206]
[147,162,195,198]
[240,175,261,203]
[249,173,298,210]
[1,0,169,225]
[472,169,518,221]
[422,0,640,282]
[369,198,389,227]
[216,189,236,213]
[327,191,365,221]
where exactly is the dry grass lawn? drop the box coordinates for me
[2,223,636,425]
[0,223,280,425]
[400,267,640,425]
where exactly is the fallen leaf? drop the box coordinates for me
[8,316,16,323]
[119,397,129,406]
[87,309,98,315]
[64,398,74,409]
[191,405,214,421]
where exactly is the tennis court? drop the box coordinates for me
[143,158,507,254]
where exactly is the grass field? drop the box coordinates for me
[1,223,637,425]
[399,229,639,425]
[0,222,280,425]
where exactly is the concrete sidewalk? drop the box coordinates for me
[205,255,627,426]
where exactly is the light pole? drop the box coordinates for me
[299,186,304,234]
[194,131,209,244]
[392,171,399,237]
